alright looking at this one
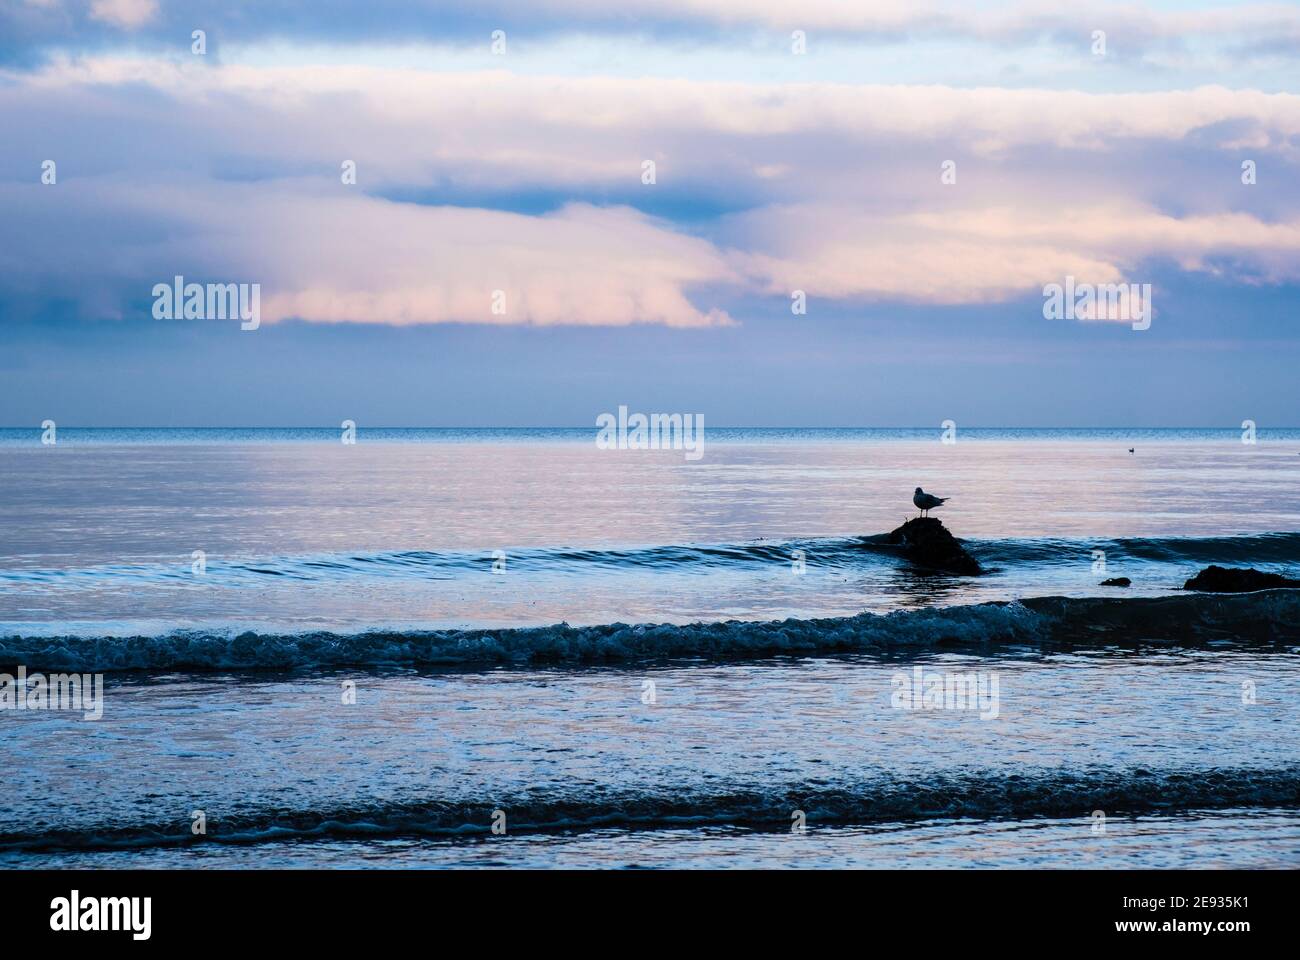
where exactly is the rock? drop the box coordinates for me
[1183,565,1300,593]
[1100,577,1131,587]
[885,517,982,575]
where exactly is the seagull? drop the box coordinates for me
[913,486,949,518]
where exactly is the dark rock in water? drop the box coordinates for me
[1183,565,1300,593]
[1100,577,1131,587]
[885,517,982,575]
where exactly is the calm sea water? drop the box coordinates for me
[1,428,1298,868]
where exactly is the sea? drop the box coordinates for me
[1,427,1298,868]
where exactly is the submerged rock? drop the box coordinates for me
[885,517,982,575]
[1183,565,1300,593]
[1100,577,1131,587]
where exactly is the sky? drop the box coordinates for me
[1,0,1298,427]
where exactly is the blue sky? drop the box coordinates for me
[1,0,1298,425]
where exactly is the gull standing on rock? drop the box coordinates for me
[913,487,949,518]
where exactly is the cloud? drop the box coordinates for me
[10,56,1300,188]
[246,196,738,327]
[732,203,1300,306]
[88,0,158,29]
[0,179,738,326]
[3,53,1300,326]
[4,1,1300,62]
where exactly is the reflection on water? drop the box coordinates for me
[12,810,1299,870]
[2,436,1298,868]
[1,439,1298,630]
[888,567,967,607]
[1,652,1297,867]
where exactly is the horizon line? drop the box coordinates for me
[4,426,1297,432]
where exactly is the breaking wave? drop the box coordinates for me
[2,766,1296,853]
[3,590,1298,674]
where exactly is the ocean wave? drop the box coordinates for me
[0,538,883,587]
[2,766,1296,853]
[2,590,1297,674]
[5,532,1299,588]
[970,531,1300,567]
